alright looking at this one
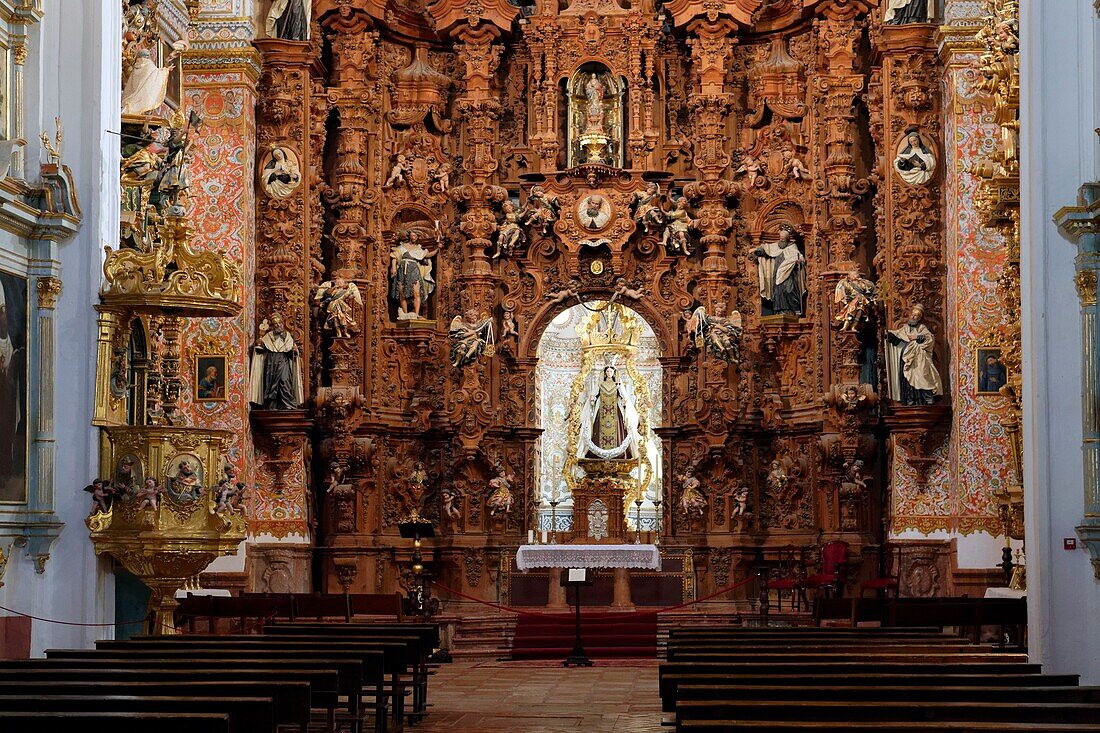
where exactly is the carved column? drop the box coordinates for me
[875,21,951,499]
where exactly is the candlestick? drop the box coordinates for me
[528,529,534,545]
[634,498,643,545]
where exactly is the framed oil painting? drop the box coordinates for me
[976,346,1007,396]
[0,270,28,503]
[194,353,228,402]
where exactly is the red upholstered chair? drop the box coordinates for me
[769,546,809,611]
[859,544,902,599]
[804,540,850,599]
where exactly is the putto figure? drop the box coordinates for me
[389,230,438,321]
[885,303,944,405]
[833,268,878,332]
[630,183,666,234]
[487,464,515,518]
[214,465,245,515]
[752,223,807,316]
[660,198,695,255]
[135,478,162,511]
[677,466,707,518]
[685,304,744,363]
[84,478,116,514]
[316,278,363,337]
[522,186,560,234]
[493,201,525,259]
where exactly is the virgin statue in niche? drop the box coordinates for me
[580,365,636,461]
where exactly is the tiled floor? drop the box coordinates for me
[419,659,663,732]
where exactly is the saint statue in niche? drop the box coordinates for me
[266,0,312,41]
[249,312,304,410]
[884,0,933,25]
[893,128,937,186]
[582,365,635,460]
[583,73,606,136]
[885,303,943,405]
[752,224,807,316]
[389,229,439,321]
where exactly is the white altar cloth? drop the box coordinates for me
[515,543,661,571]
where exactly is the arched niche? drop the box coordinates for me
[533,301,664,532]
[566,62,626,168]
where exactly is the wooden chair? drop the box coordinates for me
[769,546,808,612]
[859,543,902,599]
[804,540,850,599]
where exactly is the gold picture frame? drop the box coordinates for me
[193,353,228,402]
[975,346,1007,396]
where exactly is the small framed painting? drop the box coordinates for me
[975,347,1007,395]
[194,353,228,402]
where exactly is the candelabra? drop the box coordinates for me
[549,499,561,544]
[653,499,662,546]
[634,498,643,544]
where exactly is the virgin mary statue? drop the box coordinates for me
[577,365,640,461]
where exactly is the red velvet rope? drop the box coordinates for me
[431,574,755,621]
[0,602,150,628]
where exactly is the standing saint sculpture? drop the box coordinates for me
[581,365,636,460]
[884,0,933,24]
[752,224,807,316]
[249,312,304,410]
[389,230,439,321]
[266,0,311,41]
[885,304,943,405]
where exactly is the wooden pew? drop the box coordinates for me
[93,636,407,731]
[261,623,437,721]
[675,699,1100,727]
[41,652,371,733]
[0,679,311,732]
[665,650,1028,663]
[0,711,233,733]
[675,684,1100,704]
[0,662,339,728]
[678,721,1100,732]
[0,694,274,733]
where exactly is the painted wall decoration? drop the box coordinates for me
[0,270,27,504]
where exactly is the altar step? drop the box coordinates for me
[447,612,517,660]
[510,613,659,660]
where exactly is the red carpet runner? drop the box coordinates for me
[510,612,658,659]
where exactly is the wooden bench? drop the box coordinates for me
[0,694,274,733]
[0,679,311,732]
[675,684,1100,704]
[677,721,1100,732]
[93,636,407,731]
[0,711,233,733]
[0,661,339,728]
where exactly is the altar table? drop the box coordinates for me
[515,544,661,609]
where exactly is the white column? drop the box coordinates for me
[1021,0,1100,681]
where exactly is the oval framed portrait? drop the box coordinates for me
[259,145,302,199]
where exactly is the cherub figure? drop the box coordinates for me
[611,277,645,301]
[441,485,462,522]
[430,161,452,194]
[843,459,868,492]
[487,464,515,518]
[448,312,495,368]
[630,182,666,234]
[660,197,695,255]
[84,479,116,514]
[784,150,811,181]
[493,201,525,259]
[684,304,744,363]
[547,279,581,307]
[500,308,519,346]
[840,385,868,413]
[731,486,750,520]
[135,478,162,511]
[522,186,560,234]
[214,465,245,515]
[736,154,766,188]
[677,466,707,518]
[315,278,363,338]
[384,154,412,189]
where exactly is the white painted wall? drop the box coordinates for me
[0,0,121,654]
[1021,0,1100,683]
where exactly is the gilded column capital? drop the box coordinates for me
[35,276,62,309]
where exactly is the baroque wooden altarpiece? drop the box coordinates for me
[249,0,958,603]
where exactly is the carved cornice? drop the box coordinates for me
[182,48,263,82]
[427,0,519,36]
[664,0,763,29]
